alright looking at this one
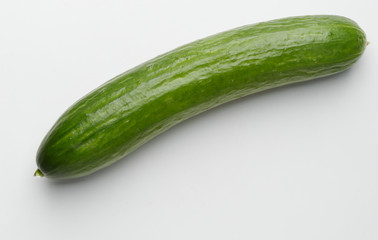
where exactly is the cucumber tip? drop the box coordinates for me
[34,169,44,177]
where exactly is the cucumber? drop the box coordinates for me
[35,15,367,179]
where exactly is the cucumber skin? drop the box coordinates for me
[36,15,366,179]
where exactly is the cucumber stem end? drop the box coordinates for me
[34,169,44,177]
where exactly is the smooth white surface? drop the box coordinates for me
[1,0,377,239]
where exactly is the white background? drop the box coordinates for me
[1,0,377,239]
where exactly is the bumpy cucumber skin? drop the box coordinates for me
[36,15,366,179]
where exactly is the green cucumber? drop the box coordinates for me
[35,15,367,179]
